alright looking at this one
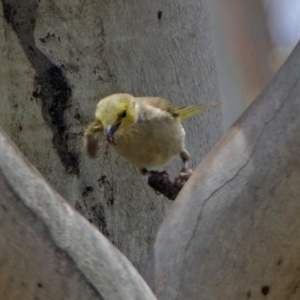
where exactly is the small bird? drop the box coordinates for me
[84,93,219,176]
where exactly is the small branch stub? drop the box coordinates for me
[147,170,191,200]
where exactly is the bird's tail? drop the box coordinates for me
[178,102,222,120]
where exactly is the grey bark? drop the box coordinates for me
[0,0,222,269]
[143,41,300,299]
[0,128,156,300]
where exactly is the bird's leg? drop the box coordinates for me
[175,150,193,188]
[179,150,193,173]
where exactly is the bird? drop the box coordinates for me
[83,93,220,177]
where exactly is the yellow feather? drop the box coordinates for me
[178,102,222,120]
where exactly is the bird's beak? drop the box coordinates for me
[105,124,120,144]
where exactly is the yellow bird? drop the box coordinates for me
[84,93,219,175]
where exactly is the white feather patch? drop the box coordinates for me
[134,103,140,123]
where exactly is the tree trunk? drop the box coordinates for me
[142,41,300,300]
[0,0,222,269]
[0,128,156,300]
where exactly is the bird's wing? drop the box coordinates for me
[135,97,179,118]
[177,102,222,120]
[177,104,213,120]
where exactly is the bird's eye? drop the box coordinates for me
[121,110,127,118]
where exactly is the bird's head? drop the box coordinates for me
[95,93,136,144]
[84,93,137,156]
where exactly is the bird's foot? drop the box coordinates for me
[175,168,193,188]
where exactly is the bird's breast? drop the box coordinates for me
[114,117,184,169]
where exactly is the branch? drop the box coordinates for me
[0,129,156,300]
[143,41,300,300]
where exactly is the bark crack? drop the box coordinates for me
[175,75,299,299]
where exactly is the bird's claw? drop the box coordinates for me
[175,169,193,188]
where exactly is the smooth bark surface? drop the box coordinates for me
[0,128,156,300]
[0,0,222,269]
[143,42,300,299]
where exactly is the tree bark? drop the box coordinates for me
[143,41,300,299]
[0,0,222,269]
[0,128,156,300]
